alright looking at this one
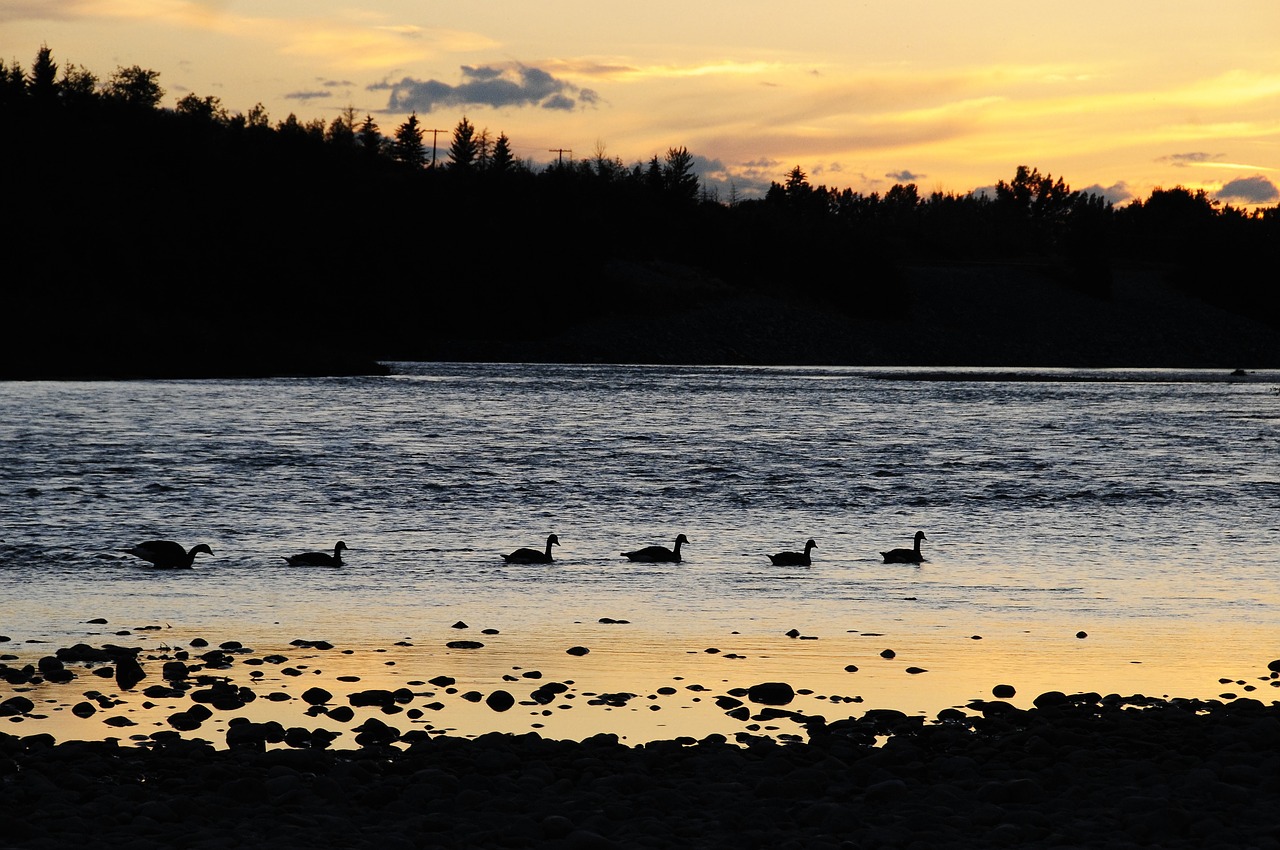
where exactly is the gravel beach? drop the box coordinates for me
[4,640,1280,849]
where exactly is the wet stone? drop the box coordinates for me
[486,691,515,712]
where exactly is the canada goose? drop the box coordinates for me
[502,533,559,564]
[125,540,213,569]
[622,534,689,563]
[768,539,816,566]
[881,531,927,564]
[284,540,348,567]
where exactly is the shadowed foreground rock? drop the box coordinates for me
[3,694,1279,849]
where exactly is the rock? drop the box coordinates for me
[71,702,97,718]
[446,641,484,649]
[353,717,400,747]
[349,689,397,707]
[226,719,286,750]
[485,691,515,712]
[747,682,795,706]
[162,661,190,680]
[0,696,35,716]
[993,684,1016,698]
[302,687,333,705]
[114,656,145,690]
[880,649,896,659]
[566,646,590,656]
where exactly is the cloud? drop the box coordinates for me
[1078,181,1133,204]
[371,63,597,113]
[1216,175,1279,204]
[1163,152,1223,167]
[886,169,924,182]
[284,90,332,101]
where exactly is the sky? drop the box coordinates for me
[4,0,1279,205]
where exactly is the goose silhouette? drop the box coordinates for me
[622,534,689,563]
[768,539,816,566]
[881,531,927,564]
[124,540,213,569]
[284,540,348,567]
[502,534,559,564]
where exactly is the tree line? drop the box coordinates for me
[2,45,1277,376]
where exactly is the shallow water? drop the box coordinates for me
[2,363,1279,744]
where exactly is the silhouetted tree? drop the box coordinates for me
[491,132,515,173]
[326,107,357,148]
[104,65,163,108]
[1,59,29,107]
[475,127,493,170]
[357,114,382,158]
[391,111,426,167]
[175,93,226,123]
[245,102,270,129]
[644,155,664,193]
[30,44,57,103]
[58,63,97,104]
[663,146,699,201]
[448,116,477,171]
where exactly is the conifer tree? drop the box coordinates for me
[491,132,515,174]
[391,112,426,167]
[447,116,477,171]
[30,44,57,102]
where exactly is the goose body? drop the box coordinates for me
[768,539,816,566]
[125,540,213,569]
[284,540,348,567]
[622,533,689,563]
[502,533,559,564]
[881,531,927,564]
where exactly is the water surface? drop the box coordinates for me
[2,364,1278,743]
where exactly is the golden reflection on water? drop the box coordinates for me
[4,617,1277,749]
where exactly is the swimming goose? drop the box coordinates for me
[125,540,213,569]
[768,539,817,566]
[622,533,689,563]
[284,540,348,567]
[881,531,927,564]
[502,533,560,564]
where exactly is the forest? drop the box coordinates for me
[2,46,1278,378]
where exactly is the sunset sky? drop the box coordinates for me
[4,0,1278,204]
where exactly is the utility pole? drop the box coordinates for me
[549,148,572,166]
[427,127,449,168]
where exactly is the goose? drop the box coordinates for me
[768,539,817,566]
[622,533,689,563]
[284,540,348,567]
[124,540,213,569]
[881,531,927,564]
[502,533,559,564]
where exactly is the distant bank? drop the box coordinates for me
[4,262,1277,379]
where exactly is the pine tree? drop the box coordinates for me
[447,116,477,171]
[358,114,382,158]
[391,112,426,167]
[30,44,57,103]
[491,133,515,174]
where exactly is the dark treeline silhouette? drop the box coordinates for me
[3,46,1277,377]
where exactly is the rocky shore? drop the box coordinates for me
[4,638,1280,848]
[5,692,1280,849]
